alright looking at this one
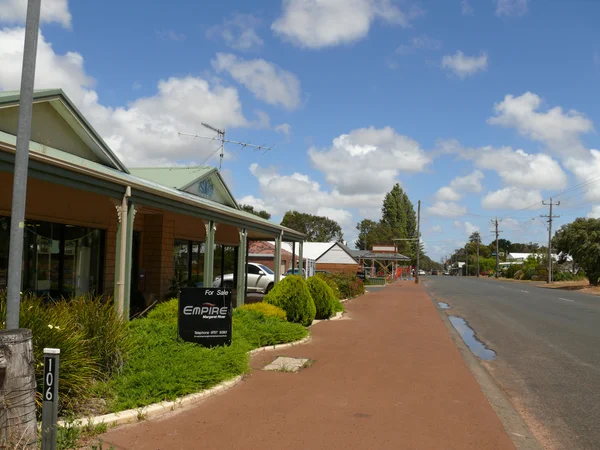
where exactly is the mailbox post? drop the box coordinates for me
[42,348,60,450]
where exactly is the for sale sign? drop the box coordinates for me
[178,288,232,347]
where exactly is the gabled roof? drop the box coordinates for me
[0,89,128,173]
[129,166,214,190]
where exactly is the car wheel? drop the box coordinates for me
[265,283,274,294]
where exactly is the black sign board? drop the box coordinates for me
[178,288,232,347]
[43,356,57,403]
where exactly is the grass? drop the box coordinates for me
[106,301,308,412]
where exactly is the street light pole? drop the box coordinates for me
[5,0,41,329]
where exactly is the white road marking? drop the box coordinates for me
[520,290,529,293]
[559,297,575,303]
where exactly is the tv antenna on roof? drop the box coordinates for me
[178,122,275,171]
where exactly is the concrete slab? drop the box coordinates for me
[263,357,309,372]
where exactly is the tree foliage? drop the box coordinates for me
[240,204,271,220]
[281,210,344,242]
[355,184,417,257]
[552,218,600,286]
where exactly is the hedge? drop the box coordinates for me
[307,276,336,319]
[264,275,316,326]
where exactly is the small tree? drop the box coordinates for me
[552,218,600,286]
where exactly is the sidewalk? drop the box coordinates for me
[100,282,515,450]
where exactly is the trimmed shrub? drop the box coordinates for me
[332,298,345,313]
[505,264,523,279]
[146,298,179,325]
[264,275,316,326]
[316,273,342,299]
[238,303,287,321]
[307,276,336,319]
[330,273,365,299]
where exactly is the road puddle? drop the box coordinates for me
[438,302,451,309]
[448,316,496,360]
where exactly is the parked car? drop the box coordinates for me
[285,268,306,277]
[431,270,438,275]
[213,262,279,294]
[418,269,426,275]
[443,271,450,276]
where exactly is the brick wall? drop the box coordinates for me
[316,263,360,275]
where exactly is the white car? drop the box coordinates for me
[418,270,426,275]
[213,263,278,294]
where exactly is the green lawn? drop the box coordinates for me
[106,301,308,412]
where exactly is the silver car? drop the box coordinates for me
[213,263,278,294]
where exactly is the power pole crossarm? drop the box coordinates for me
[541,198,560,284]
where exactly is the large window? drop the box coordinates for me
[0,216,104,297]
[173,240,205,287]
[173,240,238,289]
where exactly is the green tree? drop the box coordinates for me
[355,219,381,250]
[380,184,417,255]
[281,211,344,242]
[240,204,271,220]
[552,218,600,285]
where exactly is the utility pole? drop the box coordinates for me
[466,245,469,277]
[1,2,41,447]
[492,218,502,278]
[541,198,560,284]
[415,200,421,284]
[6,0,41,330]
[476,233,480,278]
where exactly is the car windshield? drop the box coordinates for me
[257,264,274,275]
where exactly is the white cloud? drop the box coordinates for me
[482,187,542,210]
[238,194,274,214]
[275,123,292,136]
[395,35,441,55]
[496,0,528,17]
[0,0,71,28]
[0,28,257,167]
[212,53,301,110]
[454,220,479,236]
[434,186,461,202]
[271,0,423,49]
[308,126,431,196]
[433,170,483,203]
[461,0,473,15]
[426,201,467,218]
[442,51,488,78]
[316,207,354,229]
[431,224,443,233]
[563,149,600,202]
[488,92,593,157]
[157,30,186,42]
[441,140,568,191]
[587,205,600,219]
[206,13,263,51]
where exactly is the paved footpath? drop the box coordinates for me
[101,282,515,450]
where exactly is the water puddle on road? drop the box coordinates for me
[438,302,451,309]
[448,316,496,361]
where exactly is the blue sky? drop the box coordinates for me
[1,0,600,260]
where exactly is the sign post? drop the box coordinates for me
[178,288,232,347]
[41,348,59,450]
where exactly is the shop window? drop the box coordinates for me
[213,245,236,288]
[0,216,104,297]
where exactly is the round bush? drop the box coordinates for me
[315,273,342,299]
[238,302,287,321]
[307,276,336,319]
[264,275,316,326]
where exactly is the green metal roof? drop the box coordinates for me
[0,89,129,173]
[0,130,304,241]
[129,167,215,190]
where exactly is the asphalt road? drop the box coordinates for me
[423,276,600,450]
